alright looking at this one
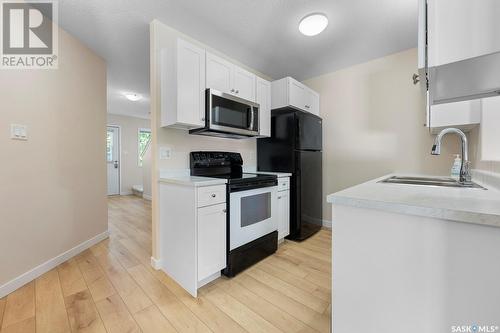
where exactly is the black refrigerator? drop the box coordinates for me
[257,109,323,241]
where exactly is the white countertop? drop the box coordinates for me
[327,174,500,228]
[157,168,291,187]
[158,170,227,187]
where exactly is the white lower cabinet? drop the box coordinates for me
[277,177,290,241]
[197,203,226,282]
[159,182,226,297]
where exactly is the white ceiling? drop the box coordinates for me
[57,0,418,119]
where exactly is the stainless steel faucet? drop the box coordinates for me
[431,128,472,184]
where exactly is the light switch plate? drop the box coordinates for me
[10,124,28,140]
[159,147,172,160]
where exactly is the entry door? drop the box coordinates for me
[106,126,120,195]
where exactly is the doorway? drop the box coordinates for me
[106,125,121,195]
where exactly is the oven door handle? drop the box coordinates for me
[229,180,277,192]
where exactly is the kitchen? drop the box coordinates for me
[149,1,500,332]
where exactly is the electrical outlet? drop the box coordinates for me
[10,124,28,140]
[159,147,172,160]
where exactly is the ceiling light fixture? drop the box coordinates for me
[124,93,142,101]
[299,13,328,36]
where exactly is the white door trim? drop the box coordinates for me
[107,125,122,195]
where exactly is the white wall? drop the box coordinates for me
[107,114,151,194]
[304,49,463,222]
[0,27,107,293]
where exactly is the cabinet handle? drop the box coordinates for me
[222,209,227,213]
[412,73,420,85]
[305,105,310,109]
[230,89,235,92]
[278,196,282,199]
[201,117,205,121]
[211,194,216,198]
[235,90,239,94]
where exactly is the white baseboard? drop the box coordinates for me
[143,194,152,201]
[197,271,221,289]
[150,256,162,270]
[322,219,332,229]
[0,230,109,298]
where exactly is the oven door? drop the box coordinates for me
[208,89,259,136]
[229,186,278,251]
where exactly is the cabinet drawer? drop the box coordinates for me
[197,185,226,207]
[278,178,290,191]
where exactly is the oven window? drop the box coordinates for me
[241,192,271,227]
[212,95,252,129]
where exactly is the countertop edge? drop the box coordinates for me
[158,177,228,187]
[328,190,500,229]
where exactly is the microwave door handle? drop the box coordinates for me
[248,107,255,130]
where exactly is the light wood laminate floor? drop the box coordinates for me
[0,195,331,333]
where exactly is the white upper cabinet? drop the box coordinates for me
[304,88,320,116]
[272,77,320,116]
[206,52,256,101]
[256,77,271,137]
[233,67,256,101]
[429,100,481,134]
[289,79,306,111]
[160,34,267,132]
[206,52,233,94]
[161,38,206,129]
[425,0,500,67]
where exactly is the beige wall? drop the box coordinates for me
[304,49,463,221]
[0,28,107,290]
[107,114,150,194]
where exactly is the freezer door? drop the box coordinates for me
[290,150,323,240]
[295,112,322,151]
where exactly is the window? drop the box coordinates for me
[106,129,114,162]
[138,128,151,167]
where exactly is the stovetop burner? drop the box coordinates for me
[190,152,277,188]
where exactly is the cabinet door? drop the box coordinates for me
[428,0,500,67]
[310,91,320,116]
[288,78,306,111]
[277,191,290,240]
[176,38,206,126]
[256,77,271,137]
[197,203,227,282]
[206,52,232,94]
[233,66,256,101]
[429,99,481,133]
[304,88,320,116]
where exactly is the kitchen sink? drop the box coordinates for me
[379,176,486,189]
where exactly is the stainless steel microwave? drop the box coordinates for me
[189,89,259,139]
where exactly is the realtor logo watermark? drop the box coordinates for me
[1,0,58,69]
[452,324,499,333]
